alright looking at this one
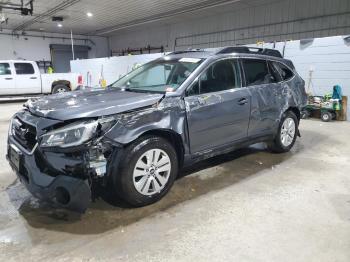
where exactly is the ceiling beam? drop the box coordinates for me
[92,0,242,36]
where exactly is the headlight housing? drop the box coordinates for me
[40,116,117,148]
[40,121,99,148]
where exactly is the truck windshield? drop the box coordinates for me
[110,58,203,93]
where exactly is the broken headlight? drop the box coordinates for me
[40,117,116,148]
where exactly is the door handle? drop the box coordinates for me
[30,77,37,79]
[5,77,13,80]
[238,98,248,105]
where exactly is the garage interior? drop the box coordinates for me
[0,0,350,261]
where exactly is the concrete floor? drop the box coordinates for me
[0,102,349,262]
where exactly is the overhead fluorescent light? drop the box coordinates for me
[57,23,62,28]
[87,12,93,17]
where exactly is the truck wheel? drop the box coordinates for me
[321,111,332,122]
[268,111,298,153]
[109,136,178,207]
[52,85,70,94]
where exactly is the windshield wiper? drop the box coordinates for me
[122,87,164,94]
[123,87,148,93]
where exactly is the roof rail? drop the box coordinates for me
[167,48,205,55]
[216,46,283,58]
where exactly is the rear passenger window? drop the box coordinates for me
[242,59,274,86]
[272,62,294,81]
[0,63,11,75]
[14,63,35,75]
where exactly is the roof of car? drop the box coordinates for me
[165,51,215,59]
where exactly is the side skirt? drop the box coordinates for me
[182,134,273,167]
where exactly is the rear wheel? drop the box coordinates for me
[268,111,298,153]
[109,136,178,207]
[52,84,70,94]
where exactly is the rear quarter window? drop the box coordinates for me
[272,62,294,81]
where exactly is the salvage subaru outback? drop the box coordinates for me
[7,47,307,212]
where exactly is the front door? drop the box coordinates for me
[185,59,251,153]
[0,62,15,95]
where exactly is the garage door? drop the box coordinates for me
[50,44,89,73]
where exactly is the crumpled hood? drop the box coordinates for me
[26,88,164,120]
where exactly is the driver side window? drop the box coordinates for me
[186,59,241,96]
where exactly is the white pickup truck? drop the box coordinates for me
[0,60,80,96]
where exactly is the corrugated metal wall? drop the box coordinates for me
[109,0,350,51]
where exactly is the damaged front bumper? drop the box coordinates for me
[7,134,92,213]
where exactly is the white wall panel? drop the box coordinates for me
[0,29,108,62]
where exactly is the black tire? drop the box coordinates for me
[268,111,298,153]
[52,84,70,94]
[321,111,332,122]
[108,135,178,207]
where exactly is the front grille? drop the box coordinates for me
[12,117,37,151]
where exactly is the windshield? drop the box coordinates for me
[110,58,203,93]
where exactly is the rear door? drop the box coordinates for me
[241,58,281,137]
[185,58,251,153]
[14,62,41,94]
[0,62,15,95]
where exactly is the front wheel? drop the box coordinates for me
[268,111,298,153]
[109,136,178,207]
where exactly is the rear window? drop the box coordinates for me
[272,62,294,81]
[14,63,35,75]
[242,59,274,86]
[0,63,11,75]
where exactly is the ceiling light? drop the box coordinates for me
[57,23,62,28]
[87,12,93,17]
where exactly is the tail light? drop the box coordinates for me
[78,75,83,85]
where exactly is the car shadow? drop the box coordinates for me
[7,129,326,235]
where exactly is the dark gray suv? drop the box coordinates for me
[7,47,307,211]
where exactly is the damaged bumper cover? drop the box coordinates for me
[6,109,115,212]
[7,136,92,212]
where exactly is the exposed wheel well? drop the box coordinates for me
[52,80,71,91]
[140,129,185,168]
[287,107,301,122]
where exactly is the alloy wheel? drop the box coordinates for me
[280,117,296,147]
[133,149,171,196]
